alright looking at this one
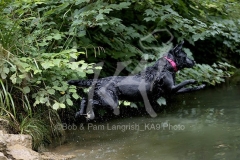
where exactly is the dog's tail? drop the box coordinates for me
[67,79,95,87]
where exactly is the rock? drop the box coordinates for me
[0,136,6,152]
[4,134,32,149]
[0,119,10,134]
[0,118,75,160]
[7,144,40,160]
[0,131,9,160]
[41,152,76,160]
[0,152,8,160]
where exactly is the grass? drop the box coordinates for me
[0,79,64,150]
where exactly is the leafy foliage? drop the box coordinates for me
[0,0,239,147]
[177,62,235,86]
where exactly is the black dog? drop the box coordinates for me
[68,41,205,119]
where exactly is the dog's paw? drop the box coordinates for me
[198,84,206,89]
[75,111,82,118]
[86,111,95,120]
[188,79,197,84]
[113,108,120,115]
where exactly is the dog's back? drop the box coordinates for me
[69,41,205,119]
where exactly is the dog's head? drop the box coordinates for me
[170,41,195,70]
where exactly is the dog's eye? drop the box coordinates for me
[178,52,187,58]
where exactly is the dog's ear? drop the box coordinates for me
[173,41,184,53]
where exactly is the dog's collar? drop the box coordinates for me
[164,57,178,72]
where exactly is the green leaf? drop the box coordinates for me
[47,88,55,95]
[69,62,80,70]
[123,101,130,106]
[1,72,7,79]
[130,103,138,108]
[59,103,66,108]
[68,88,75,93]
[52,102,60,110]
[95,66,102,70]
[40,97,47,103]
[19,74,26,79]
[41,61,54,69]
[72,93,79,99]
[53,33,62,40]
[96,13,104,21]
[77,71,86,78]
[144,17,156,22]
[33,100,40,106]
[46,36,53,41]
[23,86,30,94]
[10,66,16,72]
[78,30,86,37]
[81,63,88,69]
[69,52,84,59]
[86,69,94,74]
[75,0,89,5]
[38,41,48,47]
[119,2,131,9]
[3,67,9,74]
[99,8,112,14]
[157,97,166,106]
[52,59,61,66]
[34,69,42,74]
[145,9,156,16]
[66,98,73,106]
[192,34,202,41]
[183,48,193,59]
[10,73,17,84]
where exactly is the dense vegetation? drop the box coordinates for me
[0,0,238,149]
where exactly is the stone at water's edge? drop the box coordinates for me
[0,152,8,160]
[40,152,76,160]
[4,134,32,149]
[0,130,39,160]
[0,118,75,160]
[0,119,11,134]
[7,144,40,160]
[0,135,8,160]
[0,135,7,152]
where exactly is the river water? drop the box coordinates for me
[49,82,240,160]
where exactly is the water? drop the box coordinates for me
[49,83,240,160]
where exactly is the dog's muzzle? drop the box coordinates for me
[186,58,195,68]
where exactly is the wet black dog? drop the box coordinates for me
[68,41,205,119]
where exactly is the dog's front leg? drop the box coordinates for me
[171,79,197,93]
[176,84,206,94]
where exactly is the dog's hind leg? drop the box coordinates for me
[97,87,120,115]
[104,92,119,115]
[75,97,87,118]
[76,98,97,120]
[84,99,96,120]
[79,97,87,115]
[138,83,157,118]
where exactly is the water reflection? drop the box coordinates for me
[49,84,240,160]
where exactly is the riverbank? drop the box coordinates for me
[0,118,75,160]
